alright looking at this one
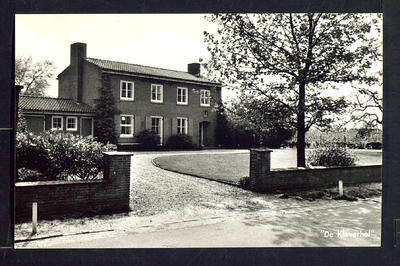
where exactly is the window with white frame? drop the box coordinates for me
[120,81,134,100]
[120,115,134,137]
[177,87,188,105]
[52,116,63,130]
[151,84,163,103]
[151,116,163,144]
[177,117,188,134]
[66,116,78,131]
[200,89,211,106]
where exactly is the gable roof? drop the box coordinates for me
[19,96,95,114]
[85,58,220,86]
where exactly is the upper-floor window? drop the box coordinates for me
[66,116,78,131]
[177,87,188,105]
[52,116,63,130]
[151,84,163,103]
[120,81,134,100]
[200,89,211,107]
[177,117,188,134]
[120,115,134,137]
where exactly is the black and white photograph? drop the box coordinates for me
[13,13,383,249]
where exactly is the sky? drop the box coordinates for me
[15,14,220,98]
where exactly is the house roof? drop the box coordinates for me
[19,96,95,114]
[85,58,220,86]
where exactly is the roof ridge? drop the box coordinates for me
[20,95,82,101]
[86,57,191,74]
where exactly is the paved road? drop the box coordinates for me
[15,150,381,248]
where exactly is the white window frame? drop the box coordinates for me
[177,87,188,105]
[120,81,134,100]
[51,116,63,130]
[66,116,78,131]
[151,116,163,144]
[200,89,211,107]
[120,115,134,138]
[151,84,163,103]
[177,117,188,134]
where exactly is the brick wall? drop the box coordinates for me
[249,149,381,193]
[15,152,133,223]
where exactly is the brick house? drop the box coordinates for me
[18,95,95,136]
[57,42,222,148]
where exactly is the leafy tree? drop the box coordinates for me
[93,73,118,144]
[204,13,382,167]
[15,56,57,96]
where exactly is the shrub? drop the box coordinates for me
[167,134,196,150]
[238,176,251,188]
[138,129,160,150]
[16,130,117,181]
[307,143,357,167]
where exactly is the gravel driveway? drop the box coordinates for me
[15,150,381,248]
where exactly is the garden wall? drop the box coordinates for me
[15,152,133,223]
[249,149,381,193]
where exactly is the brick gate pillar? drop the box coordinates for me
[249,148,273,191]
[103,152,134,212]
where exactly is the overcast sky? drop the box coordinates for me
[16,14,220,98]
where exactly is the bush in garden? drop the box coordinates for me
[138,129,160,150]
[16,130,117,181]
[307,143,357,167]
[167,134,196,150]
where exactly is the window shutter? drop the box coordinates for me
[188,119,193,135]
[134,115,140,136]
[115,115,121,135]
[172,118,177,135]
[145,117,152,130]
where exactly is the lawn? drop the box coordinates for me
[152,148,382,184]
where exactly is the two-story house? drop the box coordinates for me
[57,43,222,148]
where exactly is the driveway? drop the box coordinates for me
[15,150,381,248]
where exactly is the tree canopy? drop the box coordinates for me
[204,13,382,167]
[15,56,57,96]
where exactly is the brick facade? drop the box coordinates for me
[249,149,381,192]
[15,152,133,223]
[58,43,222,148]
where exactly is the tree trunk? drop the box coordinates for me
[297,83,306,167]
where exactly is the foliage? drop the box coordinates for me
[16,130,117,181]
[216,102,293,148]
[167,134,196,150]
[138,129,161,150]
[204,13,382,167]
[238,176,250,188]
[307,143,357,167]
[16,109,27,133]
[305,127,382,149]
[15,56,57,96]
[93,73,118,144]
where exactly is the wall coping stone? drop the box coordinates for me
[249,148,274,152]
[103,151,134,156]
[16,179,109,187]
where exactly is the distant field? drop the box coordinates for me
[152,148,382,184]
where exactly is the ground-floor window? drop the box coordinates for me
[177,117,188,134]
[151,116,163,144]
[66,116,78,131]
[52,116,63,130]
[120,115,134,137]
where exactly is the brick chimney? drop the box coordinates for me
[70,43,87,103]
[188,63,201,77]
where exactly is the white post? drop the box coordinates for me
[338,180,344,197]
[32,202,37,234]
